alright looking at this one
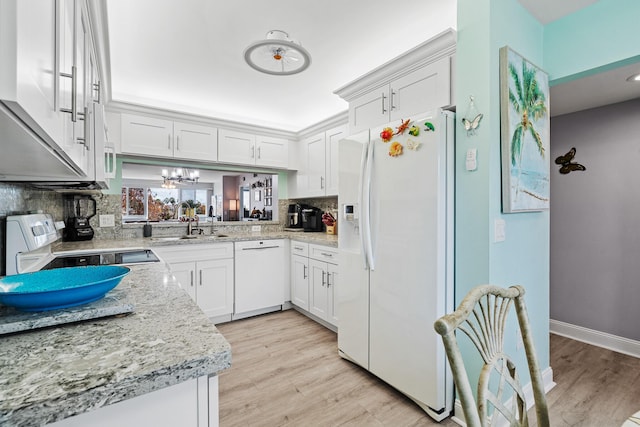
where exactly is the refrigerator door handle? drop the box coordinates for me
[358,139,370,270]
[363,138,375,271]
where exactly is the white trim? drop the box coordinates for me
[450,367,555,426]
[550,319,640,359]
[333,28,456,101]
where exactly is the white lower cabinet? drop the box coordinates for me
[290,242,338,327]
[290,241,310,310]
[153,243,234,318]
[50,376,219,427]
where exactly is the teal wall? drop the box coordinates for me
[456,0,549,389]
[544,0,640,84]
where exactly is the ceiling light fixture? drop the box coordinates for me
[161,167,199,188]
[244,30,311,76]
[626,72,640,82]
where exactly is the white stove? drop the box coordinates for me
[5,214,159,276]
[6,214,60,275]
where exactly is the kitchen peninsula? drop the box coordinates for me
[0,262,231,427]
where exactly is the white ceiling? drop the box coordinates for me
[105,0,456,132]
[105,0,638,131]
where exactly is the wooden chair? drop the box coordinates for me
[433,285,550,427]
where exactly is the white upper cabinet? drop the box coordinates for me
[121,114,217,161]
[335,29,456,134]
[217,129,255,165]
[218,129,288,168]
[255,135,288,168]
[294,124,346,198]
[0,0,63,146]
[121,114,174,157]
[325,125,346,196]
[304,132,326,197]
[349,57,451,133]
[0,0,109,182]
[173,122,218,161]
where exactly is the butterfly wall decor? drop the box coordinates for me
[555,147,586,174]
[462,114,483,136]
[461,95,483,136]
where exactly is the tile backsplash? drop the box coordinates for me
[0,182,340,274]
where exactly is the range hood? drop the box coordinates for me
[0,102,114,191]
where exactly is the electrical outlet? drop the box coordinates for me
[251,225,261,232]
[99,214,115,227]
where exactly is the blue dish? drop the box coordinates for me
[0,266,131,312]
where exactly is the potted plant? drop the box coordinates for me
[181,200,201,218]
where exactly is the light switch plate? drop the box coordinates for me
[465,148,477,171]
[99,214,115,228]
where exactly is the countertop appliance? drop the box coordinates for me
[301,207,324,232]
[5,214,159,275]
[63,195,96,241]
[337,111,454,421]
[287,203,304,228]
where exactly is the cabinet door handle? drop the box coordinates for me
[75,107,90,150]
[303,265,307,279]
[60,65,78,122]
[168,134,171,150]
[322,270,326,287]
[251,145,255,158]
[190,271,194,287]
[176,135,180,151]
[381,92,387,114]
[294,246,304,251]
[257,146,261,159]
[320,176,324,189]
[327,272,331,287]
[199,270,202,286]
[93,81,101,103]
[390,90,396,111]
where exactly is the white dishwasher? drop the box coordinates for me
[234,239,286,315]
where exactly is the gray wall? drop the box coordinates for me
[550,98,640,341]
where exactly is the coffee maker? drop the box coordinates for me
[63,195,96,241]
[302,207,324,232]
[287,204,304,229]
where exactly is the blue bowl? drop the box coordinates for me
[0,266,131,312]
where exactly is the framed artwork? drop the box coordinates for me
[499,46,550,213]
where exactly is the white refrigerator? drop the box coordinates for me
[338,110,454,421]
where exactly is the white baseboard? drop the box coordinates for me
[451,367,555,427]
[549,319,640,359]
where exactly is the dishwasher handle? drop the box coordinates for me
[241,245,280,251]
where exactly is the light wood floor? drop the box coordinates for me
[540,333,640,426]
[216,310,640,427]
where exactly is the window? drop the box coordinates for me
[121,186,199,221]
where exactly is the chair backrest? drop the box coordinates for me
[433,285,549,427]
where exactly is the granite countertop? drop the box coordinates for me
[51,230,338,253]
[0,263,232,427]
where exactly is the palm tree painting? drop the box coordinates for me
[500,46,550,213]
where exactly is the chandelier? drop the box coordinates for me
[161,168,199,188]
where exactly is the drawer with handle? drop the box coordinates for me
[290,241,309,257]
[309,244,338,263]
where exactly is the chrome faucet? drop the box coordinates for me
[188,217,203,235]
